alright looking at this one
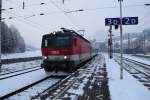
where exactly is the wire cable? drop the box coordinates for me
[4,11,49,32]
[48,0,80,30]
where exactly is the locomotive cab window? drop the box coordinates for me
[42,35,72,48]
[56,36,70,47]
[45,40,48,47]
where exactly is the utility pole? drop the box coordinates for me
[0,0,2,70]
[119,0,123,79]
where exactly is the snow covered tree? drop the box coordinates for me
[1,22,26,53]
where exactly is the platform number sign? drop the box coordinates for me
[105,17,138,26]
[122,17,138,25]
[105,18,120,26]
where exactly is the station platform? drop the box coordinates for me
[103,53,150,100]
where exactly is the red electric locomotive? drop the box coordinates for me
[41,28,93,72]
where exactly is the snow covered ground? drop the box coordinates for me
[0,60,41,75]
[1,52,150,100]
[2,50,41,59]
[104,54,150,100]
[0,69,48,97]
[43,55,110,100]
[0,69,67,98]
[115,53,150,65]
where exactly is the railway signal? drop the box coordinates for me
[23,1,25,9]
[108,26,113,59]
[62,0,65,4]
[114,25,119,30]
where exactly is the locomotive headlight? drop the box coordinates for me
[44,56,48,59]
[64,56,67,59]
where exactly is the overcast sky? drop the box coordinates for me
[2,0,150,47]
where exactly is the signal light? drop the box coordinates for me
[23,1,25,9]
[40,13,44,15]
[114,25,119,29]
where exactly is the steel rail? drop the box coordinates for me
[0,67,42,80]
[0,74,67,99]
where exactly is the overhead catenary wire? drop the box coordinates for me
[4,0,49,11]
[4,11,50,32]
[3,0,81,32]
[2,4,150,20]
[48,0,81,31]
[3,0,150,33]
[2,1,149,12]
[132,9,150,32]
[3,0,150,20]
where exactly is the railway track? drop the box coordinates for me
[132,54,150,59]
[7,75,67,100]
[115,55,150,90]
[32,55,110,100]
[0,60,41,80]
[0,67,41,80]
[30,59,95,99]
[0,69,69,100]
[2,56,41,64]
[0,55,107,100]
[0,60,41,74]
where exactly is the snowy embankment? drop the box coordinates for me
[2,50,41,60]
[104,54,150,100]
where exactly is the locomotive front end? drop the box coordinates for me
[41,33,74,72]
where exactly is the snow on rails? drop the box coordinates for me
[0,54,110,100]
[115,55,150,90]
[33,54,110,100]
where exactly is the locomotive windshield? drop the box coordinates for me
[42,35,72,48]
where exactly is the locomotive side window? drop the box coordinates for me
[74,38,77,46]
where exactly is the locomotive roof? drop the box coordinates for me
[43,28,90,43]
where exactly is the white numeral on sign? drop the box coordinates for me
[124,18,130,25]
[107,19,112,25]
[113,20,118,25]
[131,19,136,24]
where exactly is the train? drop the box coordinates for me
[41,28,97,72]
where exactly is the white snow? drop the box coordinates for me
[0,69,47,97]
[119,54,150,65]
[0,67,40,79]
[2,50,41,59]
[9,78,60,100]
[0,60,41,75]
[0,69,68,97]
[104,54,150,100]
